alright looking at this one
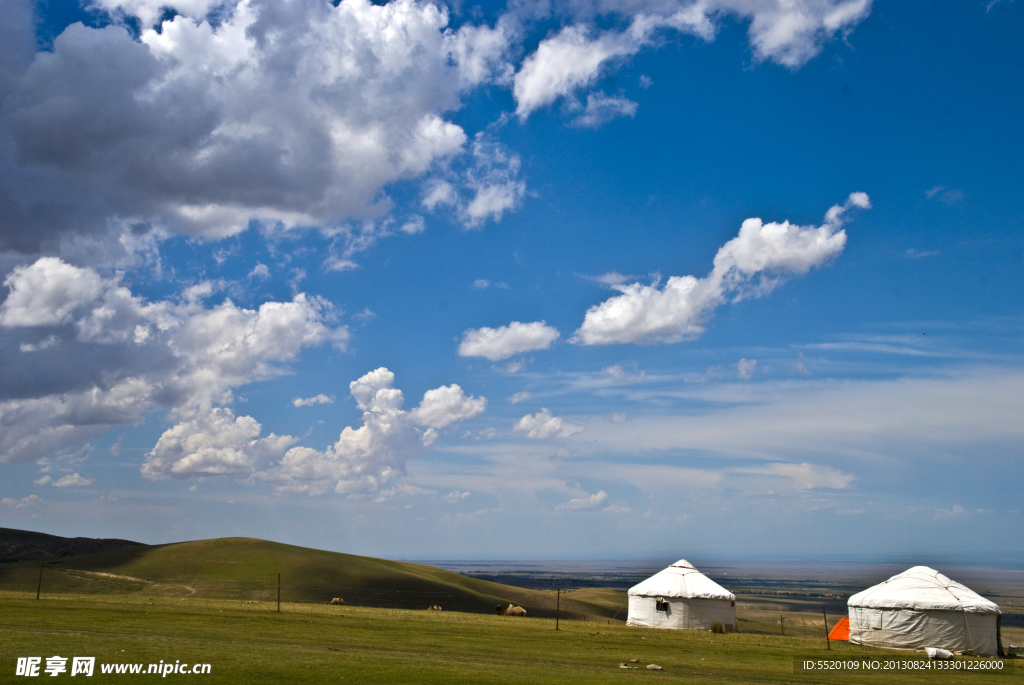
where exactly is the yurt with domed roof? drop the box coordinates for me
[848,566,1003,656]
[626,560,736,631]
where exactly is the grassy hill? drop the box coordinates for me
[0,528,620,621]
[0,526,143,563]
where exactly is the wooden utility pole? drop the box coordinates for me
[780,615,784,636]
[36,563,43,600]
[822,606,830,650]
[277,573,281,613]
[555,588,560,631]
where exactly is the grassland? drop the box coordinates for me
[2,530,1019,683]
[1,592,1018,684]
[0,533,623,622]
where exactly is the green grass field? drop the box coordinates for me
[1,592,1018,684]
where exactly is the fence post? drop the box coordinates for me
[36,563,43,600]
[556,588,560,631]
[822,606,830,650]
[277,573,281,613]
[781,615,784,636]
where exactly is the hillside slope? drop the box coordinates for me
[0,527,144,563]
[0,529,621,621]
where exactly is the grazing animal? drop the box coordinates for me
[495,605,504,614]
[428,604,442,611]
[327,598,344,605]
[504,604,527,617]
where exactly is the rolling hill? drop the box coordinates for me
[0,528,623,621]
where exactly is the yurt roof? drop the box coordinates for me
[848,566,1000,614]
[627,560,735,600]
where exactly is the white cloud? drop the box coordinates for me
[0,379,156,465]
[556,490,608,510]
[399,216,426,235]
[592,271,634,286]
[1,494,43,509]
[736,358,757,379]
[515,409,583,439]
[0,0,873,256]
[0,0,872,260]
[934,504,967,520]
[572,193,868,345]
[0,257,346,463]
[264,368,486,495]
[499,359,527,374]
[573,92,638,128]
[293,394,335,408]
[442,490,472,503]
[0,0,516,253]
[248,263,270,280]
[422,180,459,210]
[421,135,526,228]
[730,0,873,68]
[514,24,649,118]
[508,391,533,404]
[458,321,560,361]
[142,408,298,479]
[34,475,52,486]
[52,472,95,487]
[513,1,871,119]
[473,279,491,289]
[603,364,644,382]
[409,384,487,429]
[460,136,527,227]
[0,258,105,327]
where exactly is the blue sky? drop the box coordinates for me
[0,0,1021,563]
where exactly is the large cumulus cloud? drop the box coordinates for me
[0,257,346,463]
[0,0,872,254]
[0,0,515,252]
[142,367,487,495]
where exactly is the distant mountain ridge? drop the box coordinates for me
[0,527,145,564]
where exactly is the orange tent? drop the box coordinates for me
[828,616,850,641]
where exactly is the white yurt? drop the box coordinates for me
[626,560,737,631]
[848,566,1003,656]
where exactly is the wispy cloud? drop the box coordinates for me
[925,186,965,204]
